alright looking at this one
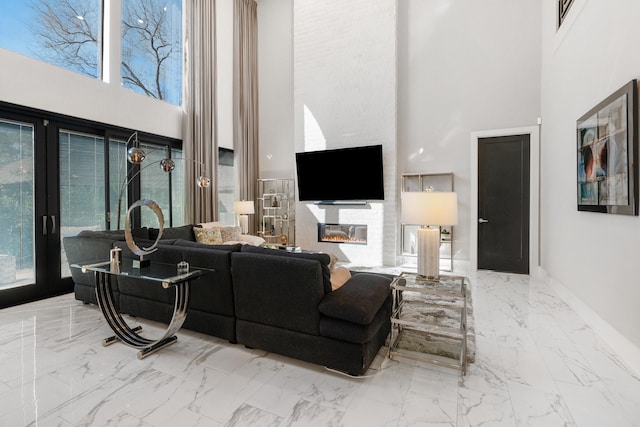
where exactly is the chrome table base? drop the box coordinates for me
[95,271,190,359]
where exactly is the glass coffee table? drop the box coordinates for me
[73,259,213,359]
[388,272,469,375]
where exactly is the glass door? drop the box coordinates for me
[0,113,55,307]
[0,119,36,291]
[58,129,108,277]
[0,104,185,309]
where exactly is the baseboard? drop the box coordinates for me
[545,269,640,377]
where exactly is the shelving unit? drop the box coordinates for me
[401,172,455,271]
[256,178,295,245]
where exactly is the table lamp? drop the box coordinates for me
[401,191,458,280]
[234,200,255,234]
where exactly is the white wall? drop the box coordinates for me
[0,48,182,138]
[256,0,294,179]
[540,0,640,350]
[398,0,541,263]
[258,0,542,267]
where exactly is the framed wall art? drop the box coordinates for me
[577,79,638,215]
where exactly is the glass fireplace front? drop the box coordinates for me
[317,223,367,244]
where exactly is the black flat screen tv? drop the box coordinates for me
[295,144,384,202]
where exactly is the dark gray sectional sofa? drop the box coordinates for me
[63,225,393,376]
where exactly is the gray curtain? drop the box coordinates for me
[234,0,259,234]
[183,0,218,224]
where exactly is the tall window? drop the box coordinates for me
[109,138,184,230]
[0,0,102,78]
[0,0,183,106]
[121,0,183,105]
[218,148,236,226]
[140,143,172,227]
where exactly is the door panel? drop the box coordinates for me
[58,129,108,278]
[0,114,57,307]
[0,119,36,289]
[478,135,530,274]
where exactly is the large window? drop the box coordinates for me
[0,0,183,106]
[0,0,102,78]
[110,138,184,230]
[121,0,183,105]
[140,143,173,227]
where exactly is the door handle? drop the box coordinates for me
[42,215,57,234]
[478,218,489,223]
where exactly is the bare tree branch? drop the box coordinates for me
[31,0,181,102]
[30,0,98,77]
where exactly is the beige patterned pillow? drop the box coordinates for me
[193,227,223,245]
[216,226,242,243]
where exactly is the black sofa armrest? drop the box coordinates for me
[318,273,392,325]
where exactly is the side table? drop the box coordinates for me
[73,259,212,359]
[388,272,469,375]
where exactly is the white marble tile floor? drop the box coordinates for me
[0,270,639,426]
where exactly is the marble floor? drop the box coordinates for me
[1,270,639,426]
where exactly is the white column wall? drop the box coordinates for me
[291,0,398,266]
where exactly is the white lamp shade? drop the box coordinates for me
[401,191,458,226]
[233,200,255,215]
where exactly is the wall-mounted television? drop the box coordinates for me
[295,144,385,202]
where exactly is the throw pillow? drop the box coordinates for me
[193,227,223,245]
[218,226,242,243]
[198,221,226,229]
[330,266,351,291]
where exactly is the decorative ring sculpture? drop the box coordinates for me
[124,199,164,257]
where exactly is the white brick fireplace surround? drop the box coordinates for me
[293,0,398,267]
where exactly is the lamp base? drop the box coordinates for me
[239,214,249,234]
[417,227,440,279]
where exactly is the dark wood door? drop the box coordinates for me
[478,134,530,274]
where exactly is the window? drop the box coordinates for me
[140,143,173,227]
[171,148,185,225]
[218,148,236,226]
[0,119,35,285]
[109,137,184,230]
[121,0,183,105]
[1,0,183,106]
[0,0,102,78]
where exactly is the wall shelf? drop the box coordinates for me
[256,178,295,245]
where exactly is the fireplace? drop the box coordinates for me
[318,223,367,244]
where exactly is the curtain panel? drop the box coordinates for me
[183,0,218,224]
[234,0,259,234]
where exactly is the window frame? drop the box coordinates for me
[0,100,183,231]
